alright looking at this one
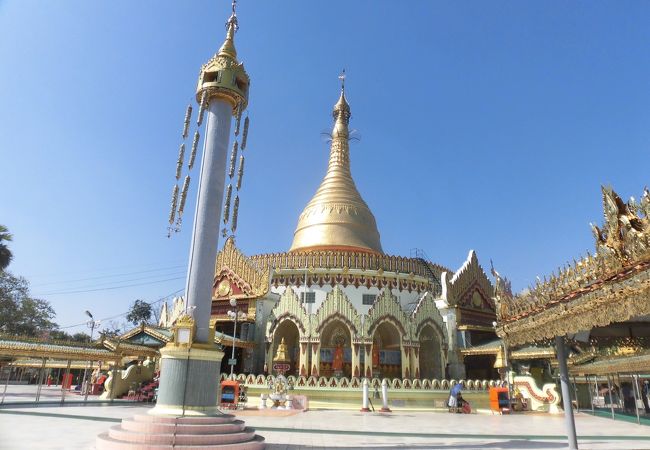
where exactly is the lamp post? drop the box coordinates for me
[227,298,247,380]
[81,310,101,401]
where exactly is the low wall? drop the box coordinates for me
[225,374,498,410]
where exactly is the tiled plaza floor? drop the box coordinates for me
[1,386,649,449]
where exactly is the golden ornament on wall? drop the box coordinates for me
[217,279,232,297]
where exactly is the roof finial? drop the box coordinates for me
[338,69,346,94]
[226,0,239,34]
[218,0,239,59]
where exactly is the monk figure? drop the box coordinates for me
[372,344,380,369]
[332,344,344,372]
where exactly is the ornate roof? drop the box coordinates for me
[0,336,157,360]
[494,185,650,345]
[289,87,383,254]
[460,339,555,359]
[570,351,650,375]
[213,237,270,300]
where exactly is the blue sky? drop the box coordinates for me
[1,1,649,334]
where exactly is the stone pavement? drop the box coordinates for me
[1,402,650,450]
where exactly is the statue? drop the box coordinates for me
[273,337,290,363]
[332,343,344,372]
[372,344,380,369]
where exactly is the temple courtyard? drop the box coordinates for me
[0,387,649,450]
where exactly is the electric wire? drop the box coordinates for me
[56,288,185,330]
[34,275,186,296]
[25,260,185,280]
[30,264,186,288]
[34,270,187,295]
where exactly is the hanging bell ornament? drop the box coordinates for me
[182,104,192,139]
[240,116,250,150]
[231,195,240,233]
[168,184,179,225]
[234,102,242,136]
[228,141,238,178]
[175,143,185,180]
[223,184,232,224]
[197,91,207,126]
[188,131,200,170]
[236,155,245,191]
[177,175,190,217]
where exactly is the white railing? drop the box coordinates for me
[220,373,502,391]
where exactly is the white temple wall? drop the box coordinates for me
[270,284,422,315]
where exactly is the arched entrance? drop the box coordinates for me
[372,321,402,379]
[271,319,300,377]
[419,324,442,379]
[319,319,352,378]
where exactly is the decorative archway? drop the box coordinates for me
[366,288,411,378]
[318,318,353,378]
[265,288,310,375]
[411,292,448,380]
[418,323,442,379]
[371,320,402,379]
[271,319,300,376]
[311,286,362,377]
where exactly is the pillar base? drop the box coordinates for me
[96,414,265,449]
[149,344,224,417]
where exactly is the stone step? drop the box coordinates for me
[96,432,265,450]
[132,414,236,425]
[108,425,257,445]
[120,418,245,435]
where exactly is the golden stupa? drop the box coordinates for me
[289,82,383,254]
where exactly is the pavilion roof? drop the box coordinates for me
[0,336,157,361]
[494,186,650,346]
[215,331,256,349]
[119,324,173,343]
[570,351,650,375]
[460,339,555,359]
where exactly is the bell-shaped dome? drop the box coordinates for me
[289,88,383,254]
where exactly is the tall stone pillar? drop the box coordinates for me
[150,6,250,417]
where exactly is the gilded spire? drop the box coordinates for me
[218,1,238,60]
[196,0,249,112]
[289,75,383,254]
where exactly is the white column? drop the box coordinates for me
[360,378,370,412]
[185,99,232,343]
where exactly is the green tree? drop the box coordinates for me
[0,225,13,271]
[126,299,152,325]
[99,320,122,339]
[0,271,57,336]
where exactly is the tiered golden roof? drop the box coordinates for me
[196,4,249,111]
[289,85,383,254]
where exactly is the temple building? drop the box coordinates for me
[163,83,500,381]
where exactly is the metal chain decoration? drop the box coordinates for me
[168,100,205,236]
[222,103,250,238]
